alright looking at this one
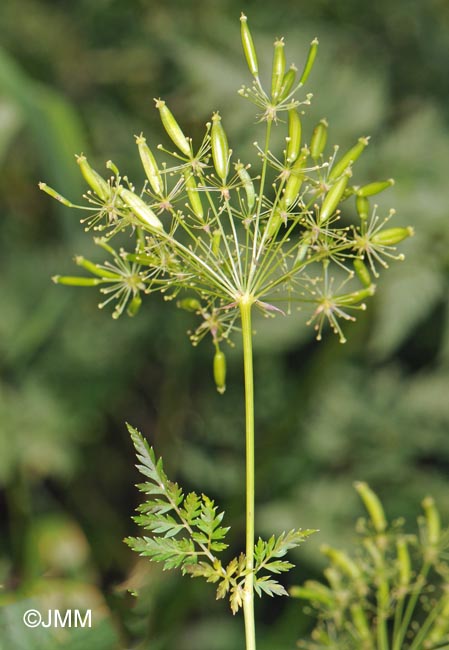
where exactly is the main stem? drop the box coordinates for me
[240,296,256,650]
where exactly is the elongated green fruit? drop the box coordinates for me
[350,604,371,641]
[38,182,75,207]
[396,538,411,587]
[286,109,302,163]
[319,172,350,223]
[52,275,101,286]
[354,481,387,533]
[353,259,371,288]
[337,285,375,306]
[278,64,297,102]
[212,229,221,255]
[372,227,414,246]
[136,134,163,196]
[422,496,440,546]
[321,545,361,580]
[235,162,255,211]
[184,171,204,219]
[154,98,191,157]
[329,137,369,181]
[356,195,369,220]
[265,208,283,239]
[211,112,230,183]
[119,187,164,231]
[127,294,142,317]
[310,119,328,160]
[295,242,309,264]
[177,297,201,312]
[271,38,286,101]
[357,178,394,197]
[75,256,120,279]
[289,584,334,606]
[299,38,319,85]
[213,348,226,394]
[283,146,308,207]
[76,155,110,200]
[240,13,259,78]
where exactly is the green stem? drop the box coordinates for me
[240,295,256,650]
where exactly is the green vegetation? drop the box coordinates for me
[1,1,448,649]
[293,485,449,649]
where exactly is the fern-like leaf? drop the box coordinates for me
[254,576,289,598]
[126,423,230,580]
[254,529,316,572]
[252,529,317,600]
[125,535,198,570]
[126,424,315,613]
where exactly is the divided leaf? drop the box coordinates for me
[126,424,314,613]
[125,535,197,570]
[254,529,316,572]
[254,576,289,598]
[252,529,317,601]
[126,423,230,578]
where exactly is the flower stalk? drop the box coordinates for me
[240,295,256,650]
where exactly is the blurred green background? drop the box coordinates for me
[1,0,449,648]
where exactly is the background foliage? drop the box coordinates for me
[0,1,448,648]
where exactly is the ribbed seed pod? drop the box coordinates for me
[52,275,101,287]
[271,38,286,101]
[354,481,387,533]
[177,297,201,312]
[286,109,302,164]
[212,229,221,256]
[289,583,334,606]
[277,64,297,102]
[372,227,414,246]
[337,285,375,306]
[299,38,319,85]
[119,187,164,231]
[136,134,163,196]
[211,112,230,183]
[295,242,309,264]
[265,208,283,239]
[356,195,370,220]
[320,545,361,580]
[154,98,191,157]
[235,162,255,211]
[283,146,308,207]
[319,172,350,223]
[357,178,395,197]
[213,348,226,394]
[76,155,110,201]
[240,13,259,78]
[75,256,120,279]
[310,119,328,160]
[422,496,441,546]
[184,171,204,220]
[329,137,369,181]
[350,604,371,641]
[353,259,371,288]
[38,182,74,207]
[127,293,142,317]
[396,538,411,587]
